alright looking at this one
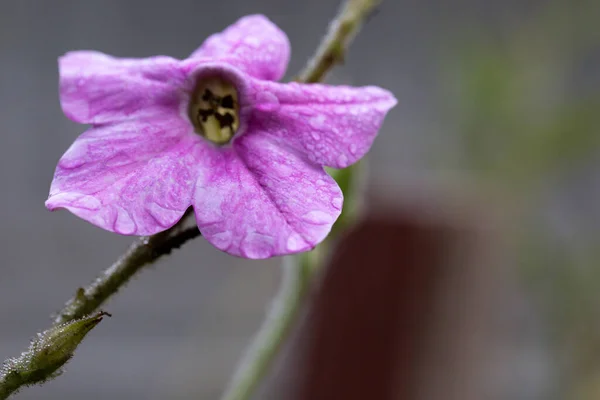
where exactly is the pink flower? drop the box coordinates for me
[46,15,397,259]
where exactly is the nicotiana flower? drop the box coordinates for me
[46,15,397,259]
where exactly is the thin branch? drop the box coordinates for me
[297,0,382,84]
[0,211,200,398]
[54,220,201,325]
[220,257,313,400]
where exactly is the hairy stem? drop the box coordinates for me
[0,312,110,400]
[54,220,200,325]
[0,212,200,398]
[221,1,381,399]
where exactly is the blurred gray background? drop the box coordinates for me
[1,0,599,399]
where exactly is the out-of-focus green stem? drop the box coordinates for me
[297,0,382,84]
[220,2,380,399]
[219,257,313,400]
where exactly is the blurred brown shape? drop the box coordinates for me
[261,185,503,400]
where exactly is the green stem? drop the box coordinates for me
[220,1,381,399]
[0,312,110,400]
[220,257,313,400]
[54,218,200,325]
[297,0,382,84]
[0,212,200,398]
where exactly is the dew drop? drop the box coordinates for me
[286,233,307,252]
[311,132,321,140]
[255,91,280,112]
[240,233,274,259]
[208,231,233,250]
[349,144,357,155]
[59,142,88,169]
[59,157,86,170]
[302,210,333,225]
[146,202,182,227]
[337,154,348,166]
[334,106,346,115]
[114,207,136,235]
[245,36,260,46]
[331,197,343,210]
[73,195,101,210]
[309,115,326,129]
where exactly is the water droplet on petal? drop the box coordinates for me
[349,144,357,155]
[59,157,86,169]
[255,91,280,112]
[311,132,321,140]
[208,231,233,251]
[316,179,326,186]
[240,233,274,259]
[114,207,136,234]
[334,106,346,115]
[302,210,333,225]
[59,142,88,169]
[286,233,308,252]
[309,115,326,129]
[73,195,101,210]
[245,36,260,46]
[337,154,348,166]
[331,197,343,210]
[146,202,182,227]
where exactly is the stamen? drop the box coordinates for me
[221,95,234,109]
[201,89,213,102]
[189,77,239,145]
[198,109,214,122]
[215,112,234,129]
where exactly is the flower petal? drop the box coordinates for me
[46,114,201,235]
[193,134,342,259]
[247,80,397,168]
[190,15,290,81]
[59,51,185,124]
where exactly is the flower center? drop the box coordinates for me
[189,77,239,145]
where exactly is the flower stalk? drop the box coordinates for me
[0,215,200,398]
[297,0,382,84]
[54,214,200,325]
